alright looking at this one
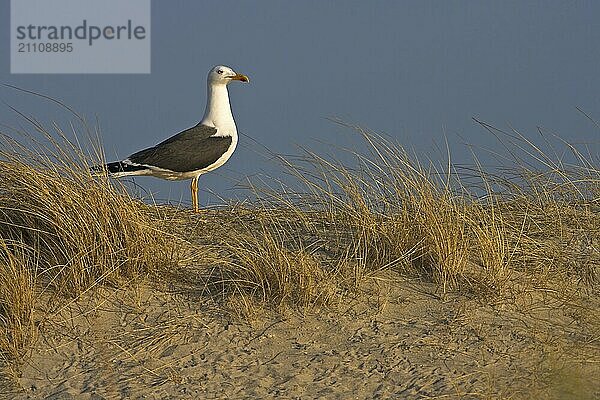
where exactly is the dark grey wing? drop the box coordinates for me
[128,124,232,172]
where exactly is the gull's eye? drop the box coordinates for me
[217,69,223,74]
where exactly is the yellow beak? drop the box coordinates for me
[230,73,250,83]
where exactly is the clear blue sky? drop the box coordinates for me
[1,1,599,206]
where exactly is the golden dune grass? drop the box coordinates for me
[0,110,597,381]
[0,116,180,366]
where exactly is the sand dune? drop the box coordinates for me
[5,272,597,399]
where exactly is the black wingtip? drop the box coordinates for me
[89,164,107,175]
[90,161,147,176]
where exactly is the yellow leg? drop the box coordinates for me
[190,177,199,213]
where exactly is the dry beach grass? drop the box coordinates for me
[0,110,598,398]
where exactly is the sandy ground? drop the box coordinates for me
[0,274,596,400]
[1,209,598,399]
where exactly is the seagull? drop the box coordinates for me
[98,65,249,213]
